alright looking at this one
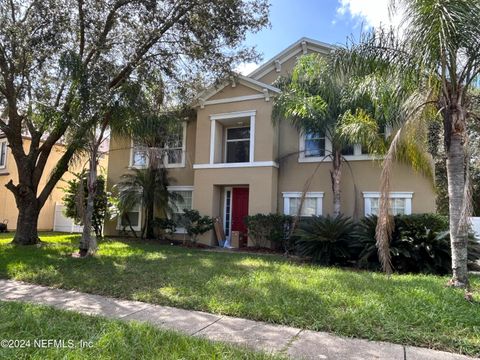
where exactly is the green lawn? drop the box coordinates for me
[1,233,479,356]
[0,300,278,359]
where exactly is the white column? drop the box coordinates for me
[209,119,216,164]
[249,114,255,163]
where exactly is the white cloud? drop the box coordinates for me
[235,62,259,76]
[336,0,402,29]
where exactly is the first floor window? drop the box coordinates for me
[118,203,141,231]
[168,188,193,232]
[363,192,413,216]
[283,192,323,216]
[0,139,7,168]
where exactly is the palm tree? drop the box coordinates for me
[334,0,480,287]
[273,54,380,216]
[116,99,190,239]
[116,166,178,239]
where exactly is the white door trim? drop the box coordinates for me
[223,187,233,241]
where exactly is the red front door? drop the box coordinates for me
[231,187,249,235]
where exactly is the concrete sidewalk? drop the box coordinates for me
[0,279,475,360]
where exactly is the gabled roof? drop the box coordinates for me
[248,37,335,81]
[195,37,334,108]
[195,74,281,108]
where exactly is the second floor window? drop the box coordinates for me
[304,131,325,157]
[131,124,186,168]
[0,139,7,168]
[226,127,250,163]
[132,145,148,167]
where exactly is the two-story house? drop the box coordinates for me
[104,37,436,245]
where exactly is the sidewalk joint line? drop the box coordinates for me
[191,315,224,336]
[280,328,304,354]
[119,306,149,319]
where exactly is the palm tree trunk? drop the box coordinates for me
[446,131,469,287]
[146,202,155,239]
[331,150,342,217]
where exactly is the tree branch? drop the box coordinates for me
[109,1,197,89]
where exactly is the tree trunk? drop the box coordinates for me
[331,150,342,217]
[446,131,469,287]
[79,150,98,256]
[146,202,155,239]
[12,192,41,245]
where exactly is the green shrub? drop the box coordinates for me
[244,214,294,251]
[295,215,357,265]
[153,218,177,238]
[179,209,213,244]
[356,214,480,274]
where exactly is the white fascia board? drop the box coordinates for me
[282,192,324,198]
[249,37,336,80]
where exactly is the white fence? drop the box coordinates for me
[470,217,480,241]
[53,203,83,233]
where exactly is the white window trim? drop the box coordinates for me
[282,192,324,216]
[116,203,142,231]
[129,123,187,169]
[209,110,256,165]
[0,138,8,169]
[193,161,278,169]
[298,132,331,163]
[363,191,413,216]
[129,139,148,169]
[168,186,194,234]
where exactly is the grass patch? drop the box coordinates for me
[0,300,278,359]
[1,232,479,356]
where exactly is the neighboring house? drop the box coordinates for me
[0,136,108,232]
[104,37,436,245]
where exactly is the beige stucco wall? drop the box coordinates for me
[277,121,436,217]
[104,120,196,235]
[0,139,108,231]
[209,84,260,101]
[193,166,278,245]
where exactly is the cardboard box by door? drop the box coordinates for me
[231,231,240,248]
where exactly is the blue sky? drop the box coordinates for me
[238,0,393,74]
